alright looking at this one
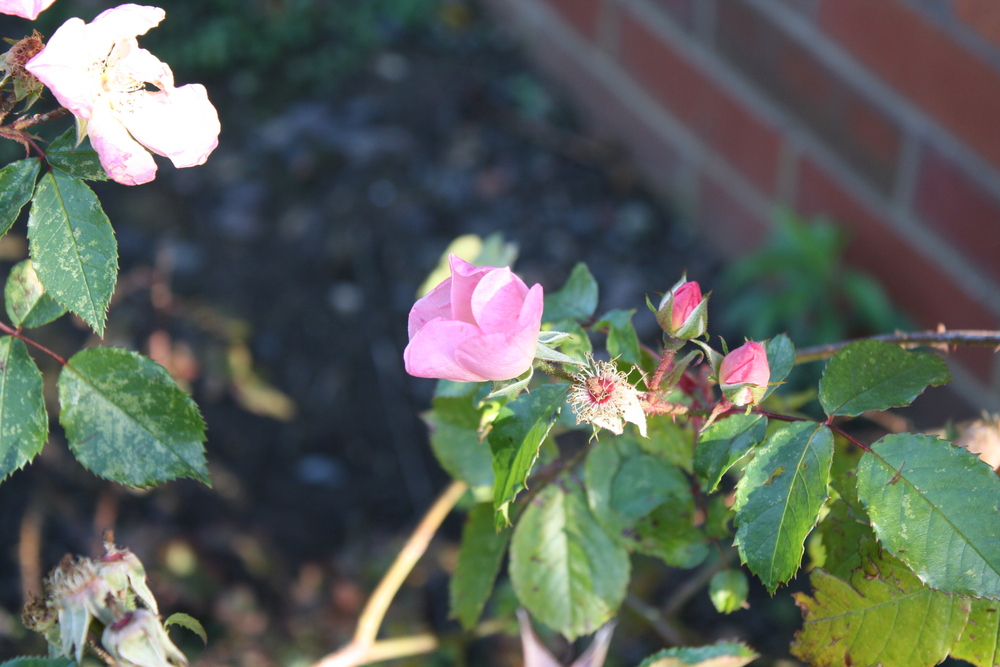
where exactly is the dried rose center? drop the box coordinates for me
[585,376,616,404]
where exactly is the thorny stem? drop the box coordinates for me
[648,347,676,393]
[12,106,70,131]
[0,106,71,158]
[0,320,68,365]
[753,409,873,453]
[311,480,467,667]
[534,359,577,383]
[87,638,119,667]
[795,328,1000,364]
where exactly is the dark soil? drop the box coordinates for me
[0,4,810,666]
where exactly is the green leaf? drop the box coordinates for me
[434,379,480,398]
[489,383,568,527]
[709,570,749,614]
[46,128,108,181]
[28,171,117,336]
[509,482,629,640]
[543,263,598,323]
[694,413,767,492]
[545,319,592,360]
[952,597,1000,667]
[58,348,208,487]
[811,489,875,579]
[164,612,207,644]
[763,333,794,399]
[642,417,695,473]
[818,340,951,417]
[0,159,40,237]
[594,309,641,365]
[585,438,709,568]
[5,259,66,328]
[856,433,1000,598]
[425,396,493,488]
[0,337,47,481]
[733,421,833,593]
[637,642,759,667]
[610,454,688,521]
[450,503,510,629]
[792,546,970,667]
[0,658,75,667]
[486,367,534,399]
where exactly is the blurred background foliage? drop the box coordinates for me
[15,0,451,113]
[717,207,910,347]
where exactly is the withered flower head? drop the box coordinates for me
[100,533,159,615]
[47,554,115,662]
[569,357,647,438]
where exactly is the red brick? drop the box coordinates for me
[796,159,999,385]
[487,0,684,196]
[652,0,694,30]
[796,158,999,328]
[618,9,782,195]
[844,95,900,178]
[954,0,1000,51]
[716,0,901,193]
[697,176,770,258]
[544,0,602,41]
[819,0,1000,171]
[914,148,1000,285]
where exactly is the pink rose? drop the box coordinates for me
[656,277,708,341]
[0,0,55,19]
[670,281,702,331]
[404,254,544,383]
[719,341,770,406]
[26,4,220,185]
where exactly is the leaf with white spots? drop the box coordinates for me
[28,170,117,336]
[0,158,40,237]
[59,347,208,487]
[4,259,66,328]
[819,340,950,418]
[45,128,109,181]
[0,337,48,481]
[856,433,1000,598]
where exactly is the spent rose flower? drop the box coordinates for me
[719,341,770,407]
[0,0,56,20]
[99,534,158,614]
[569,356,647,437]
[655,276,708,342]
[47,555,116,662]
[404,254,543,382]
[102,610,188,667]
[26,4,220,185]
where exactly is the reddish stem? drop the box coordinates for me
[648,348,676,392]
[752,408,872,453]
[0,320,68,366]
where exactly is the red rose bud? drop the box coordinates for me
[719,341,770,406]
[655,278,708,343]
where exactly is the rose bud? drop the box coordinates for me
[718,341,770,407]
[655,277,708,344]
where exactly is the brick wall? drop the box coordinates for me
[484,0,1000,410]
